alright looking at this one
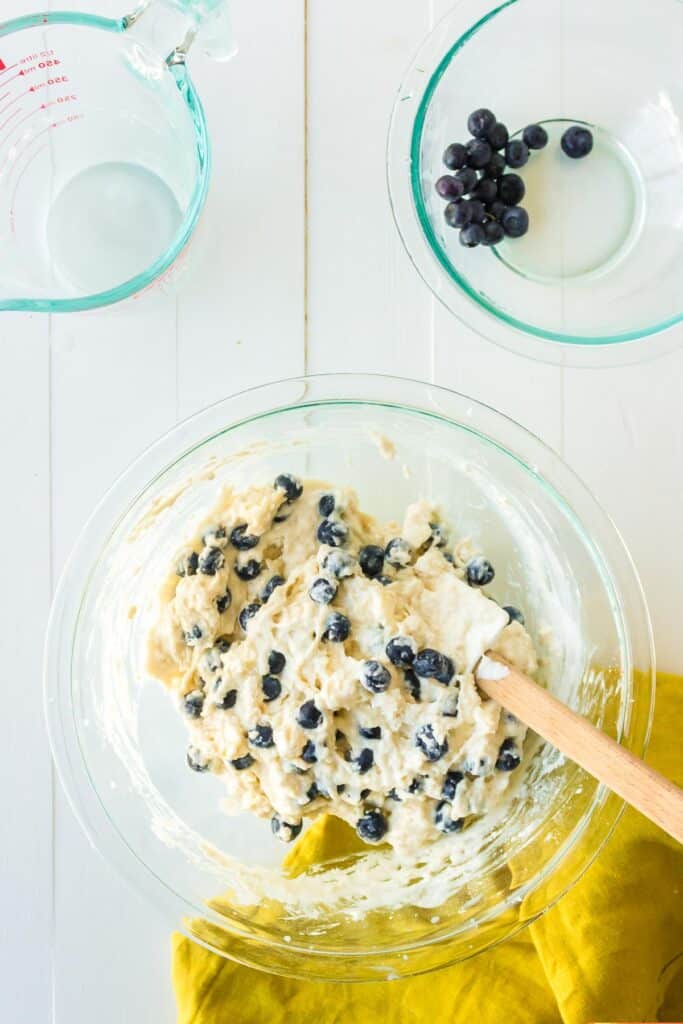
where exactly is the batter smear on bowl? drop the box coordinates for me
[148,475,538,854]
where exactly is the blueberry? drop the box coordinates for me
[386,635,416,668]
[317,518,348,548]
[404,669,421,701]
[183,689,205,718]
[467,199,487,225]
[187,746,209,772]
[306,781,324,802]
[386,788,401,802]
[487,199,507,221]
[501,204,529,240]
[235,558,262,581]
[321,549,355,578]
[503,605,525,625]
[455,167,478,194]
[248,724,274,748]
[429,522,448,548]
[176,550,198,577]
[297,700,323,729]
[271,815,303,843]
[183,624,203,646]
[199,645,223,676]
[230,524,260,551]
[442,769,464,800]
[309,577,338,605]
[415,724,448,762]
[273,505,290,524]
[301,739,317,763]
[274,473,303,503]
[359,545,385,579]
[215,635,231,653]
[215,688,237,711]
[408,775,425,793]
[216,589,232,613]
[498,173,525,206]
[351,748,374,774]
[467,108,496,140]
[505,139,529,168]
[460,224,485,248]
[561,125,593,159]
[198,546,224,576]
[336,783,347,794]
[435,174,465,200]
[486,121,509,150]
[239,602,261,630]
[359,724,382,740]
[230,753,255,770]
[414,649,455,685]
[261,574,285,602]
[435,801,465,834]
[360,660,391,693]
[496,737,521,771]
[443,141,467,170]
[268,649,286,674]
[202,525,228,548]
[465,138,492,169]
[318,493,335,517]
[322,612,350,643]
[385,537,413,568]
[482,220,505,246]
[523,123,548,150]
[356,809,387,843]
[444,199,472,230]
[472,178,497,205]
[482,152,506,179]
[261,675,282,702]
[466,556,495,586]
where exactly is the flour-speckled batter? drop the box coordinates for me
[148,475,537,854]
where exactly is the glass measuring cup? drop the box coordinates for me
[0,1,232,313]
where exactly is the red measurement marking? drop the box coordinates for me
[0,115,78,183]
[0,87,30,117]
[0,62,17,75]
[0,107,20,132]
[0,105,49,150]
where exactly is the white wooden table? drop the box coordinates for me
[2,1,681,1020]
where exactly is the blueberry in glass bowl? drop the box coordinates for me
[388,0,683,364]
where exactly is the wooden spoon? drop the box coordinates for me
[475,653,683,845]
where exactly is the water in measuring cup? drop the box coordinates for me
[47,161,183,295]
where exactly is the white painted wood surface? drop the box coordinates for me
[1,0,681,1020]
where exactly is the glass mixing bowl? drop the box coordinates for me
[44,374,654,980]
[387,0,683,365]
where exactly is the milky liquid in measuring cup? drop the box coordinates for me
[46,161,183,295]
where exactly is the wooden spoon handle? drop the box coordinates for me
[475,655,683,845]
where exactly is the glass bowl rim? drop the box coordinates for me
[43,371,656,976]
[0,10,211,314]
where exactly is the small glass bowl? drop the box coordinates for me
[44,374,654,980]
[387,0,683,364]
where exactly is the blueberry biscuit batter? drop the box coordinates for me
[148,475,538,854]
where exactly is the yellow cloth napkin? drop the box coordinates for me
[172,673,683,1024]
